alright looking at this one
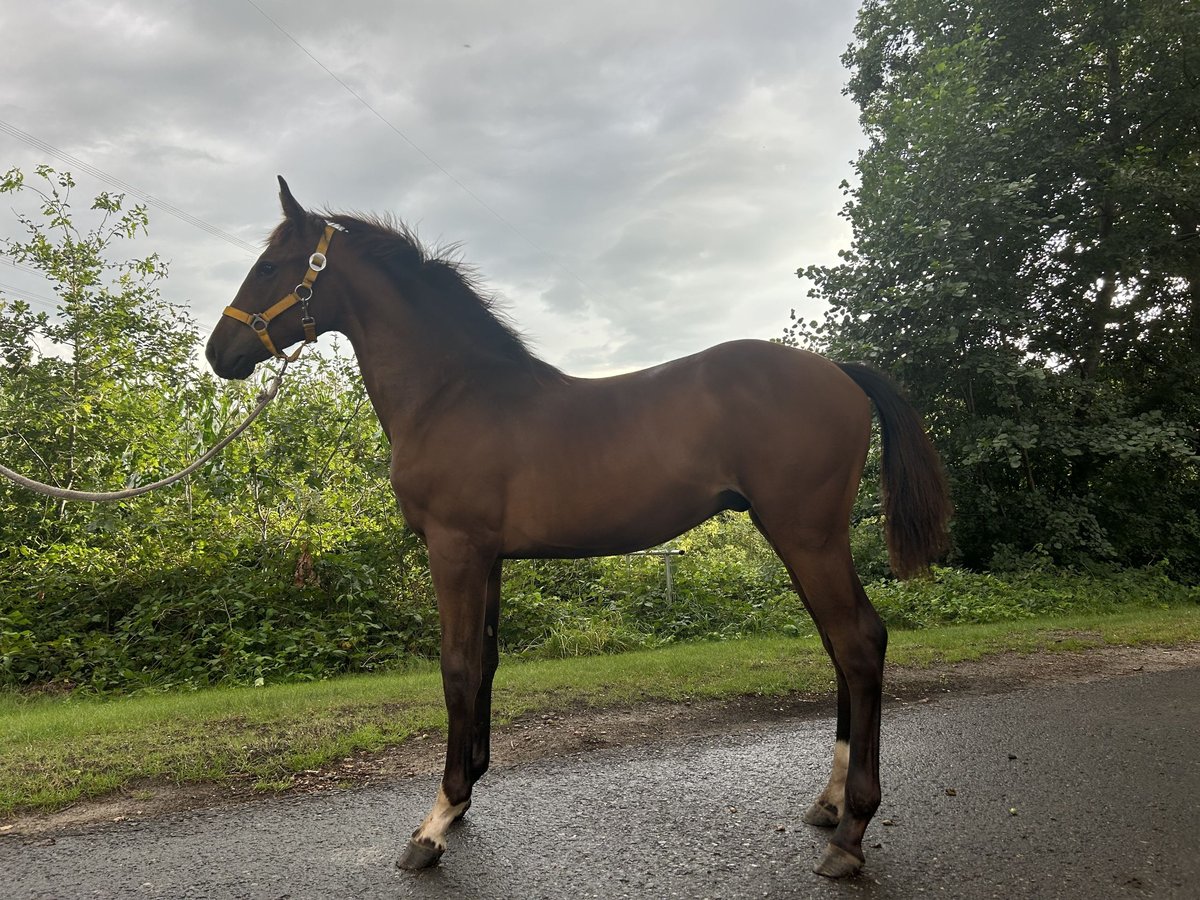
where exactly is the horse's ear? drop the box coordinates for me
[277,176,306,223]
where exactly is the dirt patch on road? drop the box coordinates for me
[4,641,1197,837]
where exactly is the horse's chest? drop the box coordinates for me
[389,453,506,534]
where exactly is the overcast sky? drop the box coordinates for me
[0,0,863,376]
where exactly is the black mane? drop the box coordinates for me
[277,212,563,380]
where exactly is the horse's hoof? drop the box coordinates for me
[802,801,840,828]
[397,838,444,870]
[812,841,864,878]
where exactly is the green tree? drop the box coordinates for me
[0,165,200,534]
[793,0,1200,575]
[0,167,431,689]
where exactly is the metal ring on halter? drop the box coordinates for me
[309,252,328,272]
[295,283,314,302]
[250,314,269,333]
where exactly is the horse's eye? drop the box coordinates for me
[256,260,277,277]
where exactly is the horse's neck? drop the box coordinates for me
[332,270,532,439]
[335,298,438,430]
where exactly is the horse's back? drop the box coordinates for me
[663,340,873,454]
[572,339,864,414]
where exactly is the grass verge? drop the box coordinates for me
[2,605,1198,818]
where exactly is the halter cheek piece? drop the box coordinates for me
[222,222,342,362]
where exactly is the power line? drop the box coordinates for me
[0,155,231,334]
[0,279,59,309]
[243,0,537,253]
[2,259,220,331]
[1,258,42,279]
[0,279,221,335]
[0,119,258,255]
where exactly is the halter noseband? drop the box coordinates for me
[223,222,340,362]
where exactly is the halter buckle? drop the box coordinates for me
[250,313,269,333]
[309,252,328,272]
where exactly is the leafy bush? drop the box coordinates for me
[1,165,1196,695]
[0,537,440,691]
[4,508,1196,692]
[498,514,804,659]
[867,563,1198,631]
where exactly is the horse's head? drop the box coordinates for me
[206,177,337,379]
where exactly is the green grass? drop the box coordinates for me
[2,605,1198,818]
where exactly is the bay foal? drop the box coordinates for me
[205,179,951,878]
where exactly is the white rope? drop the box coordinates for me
[0,363,289,503]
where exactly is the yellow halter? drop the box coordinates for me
[222,222,339,361]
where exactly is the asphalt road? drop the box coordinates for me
[5,666,1198,899]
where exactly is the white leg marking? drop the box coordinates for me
[817,739,850,812]
[411,787,470,851]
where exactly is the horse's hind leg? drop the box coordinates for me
[758,519,886,878]
[752,514,853,832]
[398,534,494,870]
[803,550,885,877]
[802,666,852,829]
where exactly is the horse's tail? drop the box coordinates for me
[837,362,952,579]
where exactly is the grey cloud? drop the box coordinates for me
[1,0,860,374]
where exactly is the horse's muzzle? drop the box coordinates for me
[205,339,256,381]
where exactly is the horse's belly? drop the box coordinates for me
[498,482,738,558]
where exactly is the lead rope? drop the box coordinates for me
[0,361,290,502]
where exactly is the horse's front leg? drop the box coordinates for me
[471,559,503,781]
[398,534,496,870]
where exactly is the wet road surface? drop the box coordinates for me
[5,666,1198,899]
